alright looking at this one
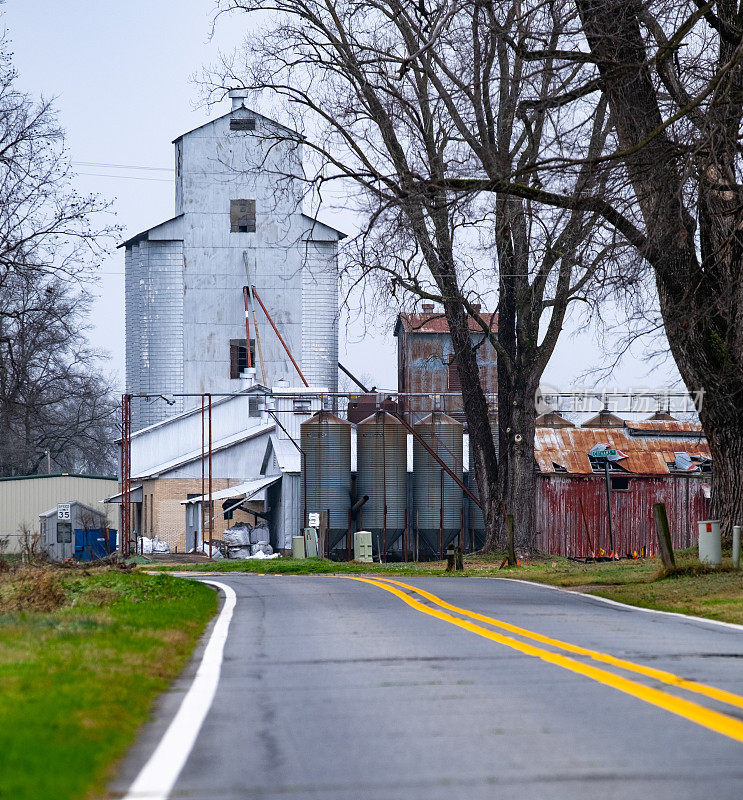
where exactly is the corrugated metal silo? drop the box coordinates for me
[356,411,407,558]
[301,411,351,553]
[413,412,463,559]
[468,422,499,550]
[301,242,339,392]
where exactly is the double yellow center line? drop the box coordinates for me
[345,575,743,744]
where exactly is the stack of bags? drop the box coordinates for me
[137,536,171,555]
[222,523,274,559]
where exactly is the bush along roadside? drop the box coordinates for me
[0,566,217,800]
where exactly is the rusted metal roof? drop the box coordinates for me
[534,427,710,475]
[625,419,703,435]
[395,312,498,335]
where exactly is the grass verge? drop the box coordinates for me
[147,549,743,624]
[0,566,217,800]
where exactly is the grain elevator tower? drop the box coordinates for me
[123,91,343,430]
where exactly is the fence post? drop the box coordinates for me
[733,525,741,570]
[653,502,676,570]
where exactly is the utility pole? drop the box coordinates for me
[603,460,614,556]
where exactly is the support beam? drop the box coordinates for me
[252,286,308,387]
[338,361,370,393]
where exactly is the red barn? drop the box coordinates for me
[533,414,711,557]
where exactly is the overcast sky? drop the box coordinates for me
[4,1,681,396]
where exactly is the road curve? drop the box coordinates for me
[110,574,743,800]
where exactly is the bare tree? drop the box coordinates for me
[570,1,743,536]
[0,23,117,477]
[0,272,119,476]
[0,34,111,292]
[434,1,743,536]
[207,0,619,552]
[384,0,619,551]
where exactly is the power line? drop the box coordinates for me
[75,171,172,183]
[72,160,173,172]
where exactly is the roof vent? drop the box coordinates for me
[536,411,575,429]
[582,409,625,428]
[228,88,250,111]
[421,302,434,312]
[648,410,676,421]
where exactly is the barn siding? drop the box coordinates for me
[536,474,710,556]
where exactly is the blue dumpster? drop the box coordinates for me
[74,529,118,562]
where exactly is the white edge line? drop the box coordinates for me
[496,577,743,633]
[122,580,236,800]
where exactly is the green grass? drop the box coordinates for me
[144,552,660,581]
[148,549,743,624]
[586,564,743,624]
[0,568,217,800]
[150,556,460,576]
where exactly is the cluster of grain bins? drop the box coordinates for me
[301,409,476,561]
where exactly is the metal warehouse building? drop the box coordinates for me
[0,474,118,554]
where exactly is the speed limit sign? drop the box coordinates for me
[57,503,71,520]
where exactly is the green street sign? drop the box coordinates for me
[591,449,617,458]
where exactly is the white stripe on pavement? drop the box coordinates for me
[123,580,236,800]
[498,577,743,632]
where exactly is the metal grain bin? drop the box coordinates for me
[356,411,407,559]
[301,411,352,553]
[413,412,463,559]
[468,422,499,551]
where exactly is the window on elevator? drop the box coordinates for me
[229,339,256,378]
[230,199,256,232]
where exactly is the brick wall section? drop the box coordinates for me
[138,478,261,551]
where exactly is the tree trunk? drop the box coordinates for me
[662,309,743,537]
[441,298,501,551]
[708,424,743,537]
[500,376,539,554]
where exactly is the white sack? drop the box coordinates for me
[227,546,252,559]
[151,537,171,554]
[250,526,270,544]
[223,524,252,546]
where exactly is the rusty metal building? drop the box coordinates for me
[394,304,498,420]
[533,415,711,557]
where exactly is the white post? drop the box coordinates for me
[733,525,741,570]
[698,520,722,567]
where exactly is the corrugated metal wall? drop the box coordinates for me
[301,241,339,391]
[536,474,711,556]
[126,237,185,430]
[0,476,118,554]
[267,473,301,553]
[126,112,342,431]
[398,330,497,419]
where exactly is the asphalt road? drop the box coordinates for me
[111,574,743,800]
